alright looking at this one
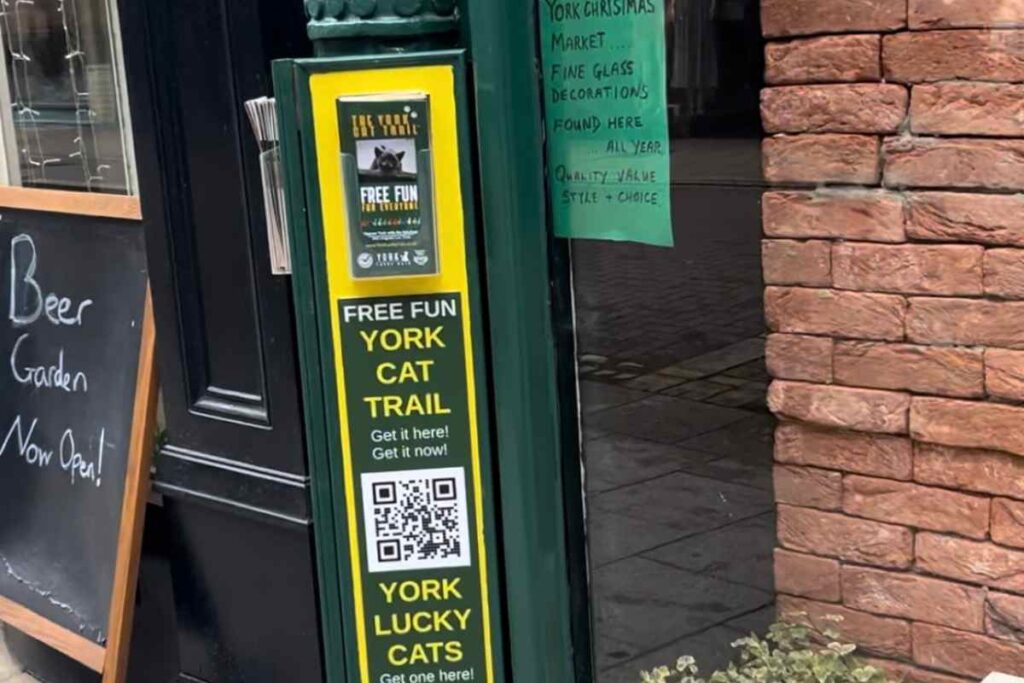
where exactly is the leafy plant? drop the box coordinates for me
[639,617,892,683]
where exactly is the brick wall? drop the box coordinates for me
[761,2,1024,681]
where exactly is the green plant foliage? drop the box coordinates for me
[639,618,894,683]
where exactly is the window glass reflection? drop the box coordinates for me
[0,0,136,194]
[576,1,772,679]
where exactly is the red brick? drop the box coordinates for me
[986,592,1024,642]
[912,82,1024,137]
[917,532,1024,594]
[985,248,1024,299]
[776,422,913,480]
[762,239,831,287]
[992,498,1024,550]
[884,30,1024,83]
[907,297,1024,349]
[913,623,1024,678]
[762,85,907,135]
[885,137,1024,191]
[774,548,841,602]
[766,334,833,383]
[766,286,906,341]
[778,595,912,659]
[769,381,909,434]
[765,35,881,85]
[844,475,990,539]
[843,565,986,632]
[908,192,1024,247]
[778,504,913,569]
[775,465,841,510]
[862,658,972,683]
[987,348,1024,401]
[763,190,905,243]
[764,134,881,185]
[912,397,1024,457]
[832,243,983,296]
[834,341,984,398]
[762,0,905,37]
[916,443,1024,501]
[911,0,1024,29]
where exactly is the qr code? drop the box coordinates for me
[361,467,472,573]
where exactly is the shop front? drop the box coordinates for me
[1,1,1024,682]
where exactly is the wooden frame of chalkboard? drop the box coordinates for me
[0,188,142,220]
[0,288,158,683]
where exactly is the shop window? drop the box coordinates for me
[0,0,136,195]
[574,0,771,679]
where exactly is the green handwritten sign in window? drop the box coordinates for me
[539,0,673,247]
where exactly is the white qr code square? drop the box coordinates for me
[361,467,471,573]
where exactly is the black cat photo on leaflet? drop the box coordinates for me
[360,145,419,213]
[372,146,406,176]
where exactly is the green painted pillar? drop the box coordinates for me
[275,1,590,681]
[303,0,460,54]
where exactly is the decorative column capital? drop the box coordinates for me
[304,0,459,42]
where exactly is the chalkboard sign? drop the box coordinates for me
[0,209,157,682]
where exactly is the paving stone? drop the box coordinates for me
[580,380,648,414]
[645,513,776,592]
[586,474,620,495]
[677,413,775,459]
[591,395,750,444]
[658,368,709,381]
[660,337,767,378]
[622,373,687,392]
[662,379,735,401]
[598,624,747,682]
[726,604,777,637]
[587,510,689,567]
[704,383,769,410]
[593,557,773,652]
[678,455,775,491]
[595,635,640,672]
[584,435,715,492]
[721,358,771,382]
[590,471,774,535]
[707,374,750,387]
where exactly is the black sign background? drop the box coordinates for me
[0,211,147,644]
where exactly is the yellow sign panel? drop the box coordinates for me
[309,65,495,683]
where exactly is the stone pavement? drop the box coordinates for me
[573,179,774,682]
[0,630,39,683]
[573,184,764,370]
[581,342,776,682]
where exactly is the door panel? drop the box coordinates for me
[118,0,321,681]
[133,0,308,468]
[171,0,269,416]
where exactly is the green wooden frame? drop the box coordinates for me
[275,4,595,677]
[466,2,594,681]
[274,50,510,682]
